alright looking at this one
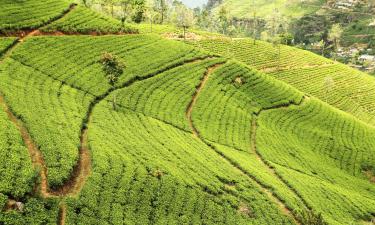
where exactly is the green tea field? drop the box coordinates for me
[0,1,374,225]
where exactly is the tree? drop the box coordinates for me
[100,52,125,110]
[120,0,133,26]
[328,24,343,60]
[271,36,282,69]
[323,76,335,102]
[145,1,158,32]
[132,0,146,23]
[265,8,285,38]
[81,0,89,7]
[172,3,194,40]
[251,0,257,44]
[103,0,116,17]
[154,0,168,24]
[316,39,326,56]
[217,5,229,35]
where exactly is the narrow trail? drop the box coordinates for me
[58,203,67,225]
[186,63,224,137]
[250,96,321,223]
[0,95,49,197]
[260,63,335,73]
[186,63,301,224]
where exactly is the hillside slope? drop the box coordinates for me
[191,38,375,126]
[212,0,323,19]
[0,1,375,225]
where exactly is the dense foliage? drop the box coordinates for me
[189,61,375,224]
[0,0,71,33]
[0,38,17,56]
[1,2,375,224]
[41,5,138,34]
[191,38,375,126]
[0,34,208,186]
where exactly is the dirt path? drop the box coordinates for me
[185,63,302,224]
[250,116,306,224]
[260,63,335,73]
[0,94,91,198]
[186,63,224,137]
[58,203,67,225]
[249,96,325,224]
[0,96,50,197]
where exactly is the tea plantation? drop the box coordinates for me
[0,1,374,225]
[191,38,375,127]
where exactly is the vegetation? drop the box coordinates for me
[0,101,36,199]
[0,38,17,56]
[0,0,71,33]
[100,52,125,110]
[41,5,137,34]
[211,0,323,20]
[191,38,375,126]
[1,1,375,225]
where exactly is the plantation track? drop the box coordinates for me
[58,203,67,225]
[186,62,305,224]
[186,63,225,137]
[0,95,49,196]
[251,103,314,215]
[260,63,335,73]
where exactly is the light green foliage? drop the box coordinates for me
[1,4,375,224]
[257,98,375,223]
[191,38,375,126]
[41,5,137,34]
[0,38,17,56]
[0,0,71,32]
[65,102,293,224]
[269,64,375,125]
[189,61,375,224]
[213,0,323,20]
[111,58,226,131]
[0,34,207,186]
[192,61,303,150]
[0,58,94,187]
[0,198,60,224]
[191,38,332,70]
[10,35,207,96]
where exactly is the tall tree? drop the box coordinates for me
[120,0,133,26]
[217,5,229,35]
[251,0,257,44]
[154,0,168,24]
[328,24,343,60]
[145,0,158,32]
[172,3,194,40]
[100,52,125,110]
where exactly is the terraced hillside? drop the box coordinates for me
[191,38,375,126]
[1,1,375,225]
[0,0,72,34]
[212,0,323,19]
